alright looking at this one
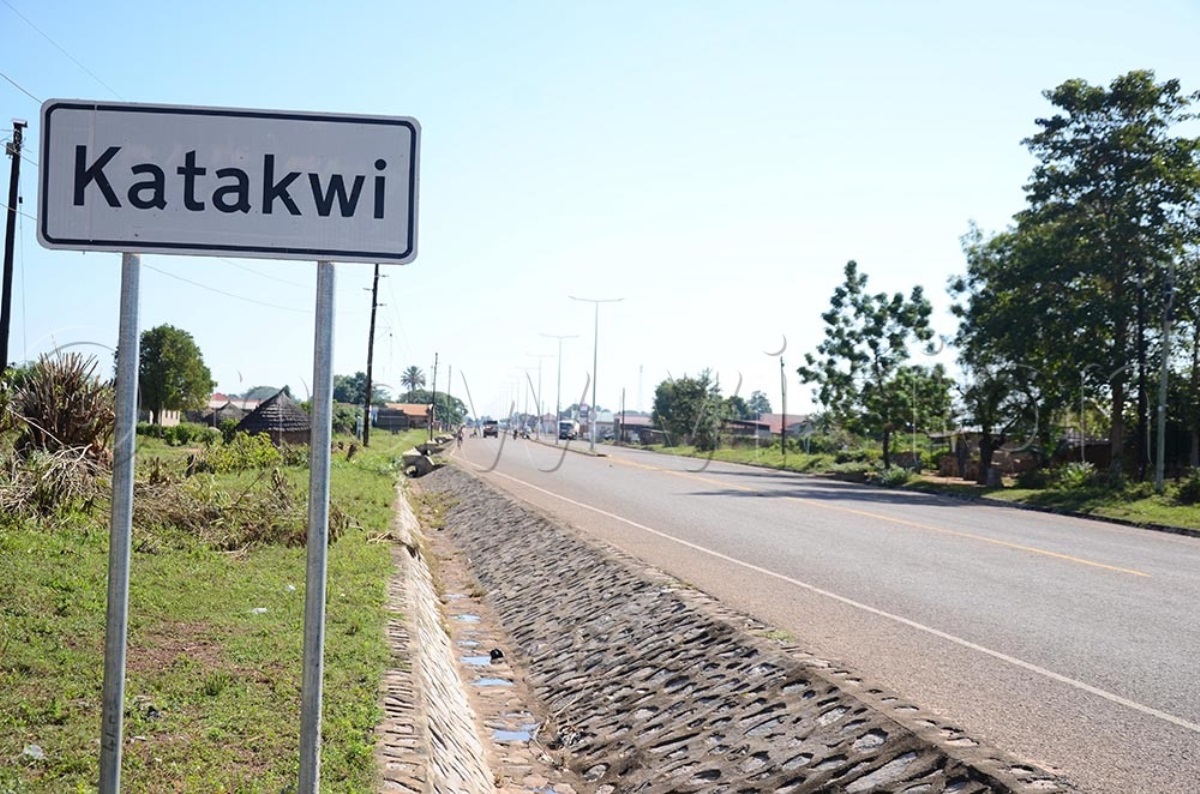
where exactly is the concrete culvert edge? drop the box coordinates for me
[418,464,1078,793]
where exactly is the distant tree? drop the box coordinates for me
[891,365,953,437]
[652,370,723,450]
[747,390,772,417]
[400,366,426,393]
[333,372,389,406]
[242,385,283,401]
[797,261,934,468]
[725,394,751,421]
[137,324,214,425]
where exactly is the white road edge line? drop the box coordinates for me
[488,467,1200,736]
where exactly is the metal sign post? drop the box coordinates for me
[98,252,141,794]
[37,99,419,791]
[299,261,336,792]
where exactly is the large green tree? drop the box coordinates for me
[797,261,934,468]
[952,71,1200,476]
[138,324,214,425]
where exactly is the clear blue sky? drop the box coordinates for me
[4,1,1199,421]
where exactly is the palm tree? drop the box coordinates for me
[401,366,426,394]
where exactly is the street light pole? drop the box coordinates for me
[528,352,553,437]
[541,332,578,444]
[570,296,624,454]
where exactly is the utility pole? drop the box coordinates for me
[1156,267,1176,493]
[620,387,626,446]
[541,332,578,444]
[362,264,381,447]
[527,352,553,437]
[780,356,787,468]
[429,352,438,440]
[570,296,624,453]
[1,118,27,375]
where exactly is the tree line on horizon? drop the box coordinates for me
[652,70,1200,483]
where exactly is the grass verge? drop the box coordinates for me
[0,428,428,793]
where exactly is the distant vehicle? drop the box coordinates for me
[482,420,499,438]
[558,419,579,440]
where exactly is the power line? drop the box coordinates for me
[2,0,122,100]
[0,202,35,222]
[0,69,40,104]
[143,263,310,314]
[220,258,311,289]
[383,275,415,361]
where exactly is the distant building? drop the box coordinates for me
[138,408,181,427]
[614,413,654,443]
[235,391,311,445]
[757,413,814,439]
[376,402,432,431]
[187,393,264,425]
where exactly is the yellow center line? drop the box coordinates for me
[605,454,1148,577]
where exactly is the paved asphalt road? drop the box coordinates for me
[453,436,1200,793]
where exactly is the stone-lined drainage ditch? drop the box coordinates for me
[412,465,1075,793]
[375,475,584,793]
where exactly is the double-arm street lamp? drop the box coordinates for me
[569,296,624,454]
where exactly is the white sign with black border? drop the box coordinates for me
[38,100,419,264]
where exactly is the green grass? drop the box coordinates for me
[644,442,836,473]
[0,428,427,793]
[981,482,1200,531]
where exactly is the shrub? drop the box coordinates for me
[828,460,874,476]
[218,418,240,444]
[1015,467,1050,489]
[834,448,871,464]
[332,404,359,436]
[200,431,282,473]
[13,353,115,458]
[164,422,209,447]
[137,421,164,439]
[876,466,912,488]
[279,443,309,467]
[1055,461,1097,490]
[1178,471,1200,506]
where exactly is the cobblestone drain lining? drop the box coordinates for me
[426,465,1076,794]
[376,478,584,793]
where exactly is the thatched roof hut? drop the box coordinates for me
[235,391,310,446]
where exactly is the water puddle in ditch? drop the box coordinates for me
[473,677,513,687]
[493,728,534,742]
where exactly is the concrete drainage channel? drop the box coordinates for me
[377,465,1076,793]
